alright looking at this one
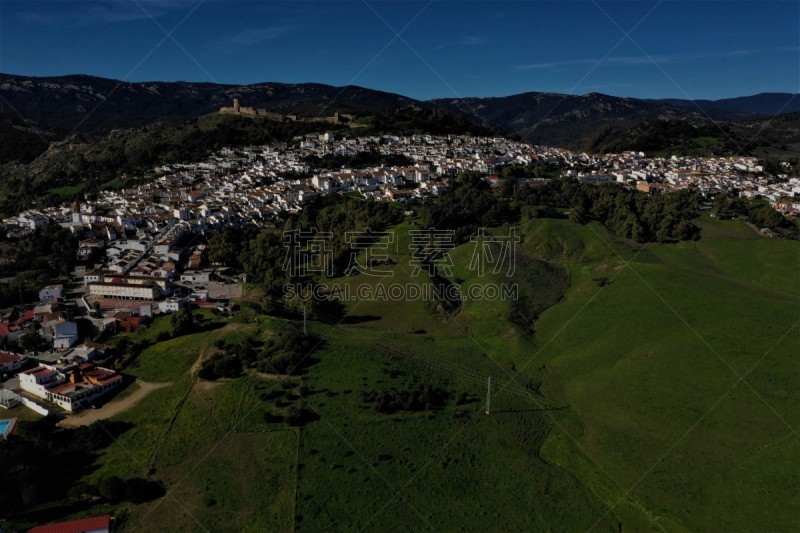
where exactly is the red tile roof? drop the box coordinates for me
[0,351,23,364]
[28,514,111,533]
[24,366,55,376]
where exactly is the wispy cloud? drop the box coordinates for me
[515,49,760,71]
[434,35,488,51]
[462,36,486,46]
[222,26,296,47]
[17,0,195,26]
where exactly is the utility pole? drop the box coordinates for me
[485,376,492,415]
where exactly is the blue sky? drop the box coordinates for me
[0,0,798,100]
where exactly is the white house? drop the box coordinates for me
[88,282,159,300]
[52,321,79,350]
[83,272,104,286]
[20,363,122,412]
[19,365,62,394]
[39,284,63,302]
[65,343,104,364]
[159,298,186,313]
[181,270,211,283]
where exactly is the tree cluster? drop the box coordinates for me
[361,385,449,414]
[257,327,317,375]
[197,337,255,380]
[712,194,799,238]
[198,327,317,380]
[0,417,162,518]
[93,475,164,504]
[420,172,517,243]
[423,173,701,244]
[0,225,78,279]
[507,178,701,243]
[210,195,402,302]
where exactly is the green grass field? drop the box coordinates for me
[291,329,616,531]
[49,182,87,198]
[523,216,800,531]
[30,215,798,531]
[293,214,799,531]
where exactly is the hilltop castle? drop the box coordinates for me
[219,97,273,118]
[219,97,355,125]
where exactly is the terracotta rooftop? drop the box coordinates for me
[28,514,112,533]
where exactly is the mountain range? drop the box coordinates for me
[1,72,798,151]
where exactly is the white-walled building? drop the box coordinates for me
[51,321,79,350]
[20,363,123,412]
[159,298,187,313]
[88,282,159,300]
[181,270,211,283]
[39,285,63,302]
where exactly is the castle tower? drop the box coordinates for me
[233,98,240,112]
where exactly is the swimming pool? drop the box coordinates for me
[0,418,15,439]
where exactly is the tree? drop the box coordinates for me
[170,307,194,336]
[213,353,242,378]
[21,483,44,507]
[209,227,245,267]
[124,477,164,503]
[98,476,126,502]
[19,327,44,352]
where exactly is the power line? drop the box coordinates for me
[485,376,492,415]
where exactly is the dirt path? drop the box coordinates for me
[58,381,172,428]
[248,369,290,381]
[188,322,252,376]
[744,221,768,237]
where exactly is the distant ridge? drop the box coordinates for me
[0,72,797,148]
[655,93,800,116]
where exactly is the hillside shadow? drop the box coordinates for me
[340,314,382,324]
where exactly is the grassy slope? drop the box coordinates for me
[294,330,614,531]
[77,319,299,532]
[524,215,800,531]
[301,213,798,531]
[291,217,622,530]
[36,214,797,531]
